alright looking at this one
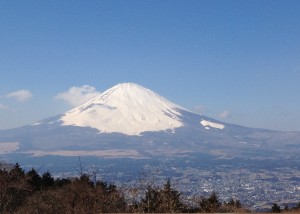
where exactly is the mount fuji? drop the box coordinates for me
[61,83,184,135]
[0,82,299,159]
[1,82,300,209]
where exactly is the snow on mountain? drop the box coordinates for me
[1,82,300,158]
[60,83,184,135]
[200,120,225,130]
[0,142,20,154]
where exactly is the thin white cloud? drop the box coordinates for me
[6,89,32,102]
[193,105,205,114]
[55,85,101,107]
[218,110,231,119]
[0,104,8,110]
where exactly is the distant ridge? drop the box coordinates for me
[1,82,299,155]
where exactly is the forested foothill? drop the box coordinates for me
[0,163,299,213]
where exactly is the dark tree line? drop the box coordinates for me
[271,202,300,213]
[0,163,126,213]
[1,163,298,213]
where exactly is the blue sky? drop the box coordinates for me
[0,0,300,131]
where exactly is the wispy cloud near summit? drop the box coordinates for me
[55,85,101,107]
[218,110,231,119]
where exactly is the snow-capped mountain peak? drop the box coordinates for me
[60,83,185,135]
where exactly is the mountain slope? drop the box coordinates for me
[0,82,299,158]
[61,83,184,135]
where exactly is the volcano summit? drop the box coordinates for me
[60,83,184,135]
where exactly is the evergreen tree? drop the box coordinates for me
[141,185,161,213]
[198,192,221,213]
[139,179,185,213]
[55,178,71,187]
[0,163,29,212]
[9,163,25,181]
[79,173,94,187]
[271,203,281,213]
[160,179,184,213]
[26,168,42,190]
[41,171,54,188]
